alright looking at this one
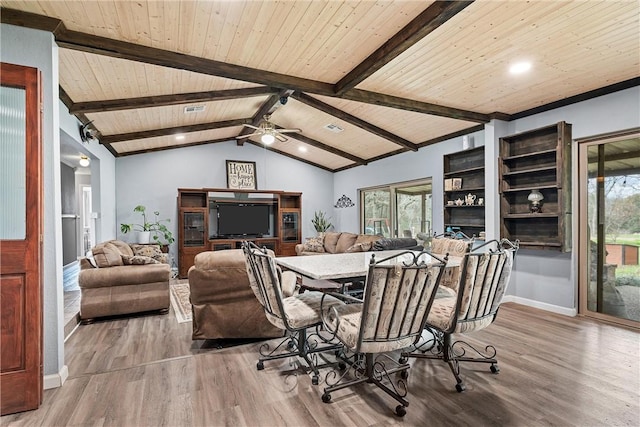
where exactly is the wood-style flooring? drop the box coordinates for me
[2,302,639,426]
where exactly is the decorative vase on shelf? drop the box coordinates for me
[528,189,544,213]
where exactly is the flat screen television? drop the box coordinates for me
[216,203,270,237]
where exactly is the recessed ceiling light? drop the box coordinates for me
[509,61,532,75]
[298,146,308,153]
[175,135,185,141]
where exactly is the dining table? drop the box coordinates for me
[276,250,461,293]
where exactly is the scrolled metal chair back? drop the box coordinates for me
[242,241,285,320]
[355,250,447,353]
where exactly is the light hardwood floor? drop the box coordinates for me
[3,302,639,426]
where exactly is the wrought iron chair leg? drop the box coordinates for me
[322,353,410,416]
[257,328,342,385]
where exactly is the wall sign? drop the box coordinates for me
[226,160,257,190]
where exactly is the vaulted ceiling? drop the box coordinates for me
[2,1,639,171]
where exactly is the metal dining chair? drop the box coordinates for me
[242,241,343,385]
[319,250,447,417]
[402,239,518,392]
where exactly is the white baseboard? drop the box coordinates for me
[43,364,68,390]
[502,295,577,317]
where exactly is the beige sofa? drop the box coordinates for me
[188,249,295,340]
[78,240,171,323]
[295,231,420,256]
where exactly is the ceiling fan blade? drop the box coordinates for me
[235,131,262,139]
[275,133,288,142]
[277,128,301,134]
[242,124,261,130]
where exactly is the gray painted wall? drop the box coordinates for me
[1,24,64,379]
[2,23,119,385]
[59,101,118,244]
[115,141,334,262]
[334,87,640,312]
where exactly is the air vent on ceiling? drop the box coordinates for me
[324,123,344,133]
[184,105,206,113]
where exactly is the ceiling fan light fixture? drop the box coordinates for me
[261,133,275,144]
[79,155,90,167]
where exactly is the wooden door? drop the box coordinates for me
[1,62,43,415]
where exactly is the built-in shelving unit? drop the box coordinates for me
[443,146,485,237]
[177,188,301,278]
[498,121,572,251]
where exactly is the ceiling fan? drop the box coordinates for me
[236,114,301,144]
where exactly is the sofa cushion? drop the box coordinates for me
[345,242,372,253]
[92,242,124,267]
[322,232,342,254]
[335,232,359,253]
[301,237,325,253]
[122,255,160,265]
[355,234,381,246]
[372,237,419,251]
[108,240,134,257]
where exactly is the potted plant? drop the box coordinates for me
[120,205,175,250]
[311,210,332,236]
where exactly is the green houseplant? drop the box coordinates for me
[120,205,175,246]
[311,210,332,234]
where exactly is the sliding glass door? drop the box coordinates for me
[360,179,432,238]
[578,131,639,327]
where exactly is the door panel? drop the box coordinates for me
[0,62,43,415]
[579,132,640,328]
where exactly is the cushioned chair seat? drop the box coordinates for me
[265,292,343,330]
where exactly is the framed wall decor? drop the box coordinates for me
[452,178,463,190]
[226,160,257,190]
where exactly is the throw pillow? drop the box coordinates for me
[121,255,160,265]
[301,237,325,253]
[130,244,166,263]
[92,242,124,267]
[345,242,372,253]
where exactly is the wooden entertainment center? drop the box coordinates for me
[177,188,301,278]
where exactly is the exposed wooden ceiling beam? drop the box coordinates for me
[56,32,334,96]
[114,135,236,157]
[0,7,64,34]
[101,118,251,144]
[245,140,335,173]
[70,86,277,114]
[341,89,489,123]
[334,1,474,94]
[416,124,485,148]
[276,130,368,166]
[293,92,418,151]
[1,8,491,123]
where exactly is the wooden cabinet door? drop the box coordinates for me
[0,63,43,415]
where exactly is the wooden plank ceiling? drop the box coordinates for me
[2,1,639,172]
